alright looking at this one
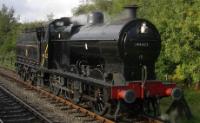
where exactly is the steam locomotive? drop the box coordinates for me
[16,5,182,119]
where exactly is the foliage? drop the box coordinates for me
[72,4,96,15]
[72,0,112,15]
[160,88,200,123]
[0,4,48,69]
[20,21,46,31]
[0,4,47,55]
[0,4,19,54]
[73,0,200,84]
[139,0,200,83]
[1,1,200,84]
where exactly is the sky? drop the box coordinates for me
[0,0,82,22]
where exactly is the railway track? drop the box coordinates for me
[0,84,52,123]
[0,67,167,123]
[141,115,168,123]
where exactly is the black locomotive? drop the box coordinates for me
[16,5,181,120]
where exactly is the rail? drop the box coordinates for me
[0,66,167,123]
[0,67,114,123]
[0,85,52,123]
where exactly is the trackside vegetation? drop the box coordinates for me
[1,1,200,85]
[73,0,200,86]
[0,1,200,122]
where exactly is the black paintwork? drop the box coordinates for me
[16,14,161,83]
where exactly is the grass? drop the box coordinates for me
[0,54,199,123]
[0,54,15,70]
[181,89,200,123]
[160,88,200,123]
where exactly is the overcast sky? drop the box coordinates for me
[0,0,82,22]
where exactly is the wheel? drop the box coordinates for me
[93,98,108,115]
[92,88,109,115]
[72,88,82,104]
[65,80,82,104]
[30,72,36,85]
[38,72,45,86]
[26,68,31,81]
[66,65,82,104]
[143,98,160,116]
[52,85,60,96]
[22,70,27,81]
[49,75,65,96]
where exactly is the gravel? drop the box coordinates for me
[0,74,98,123]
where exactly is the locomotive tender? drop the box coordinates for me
[16,5,181,119]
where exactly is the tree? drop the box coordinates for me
[72,0,112,15]
[72,0,200,86]
[0,4,19,54]
[72,4,96,15]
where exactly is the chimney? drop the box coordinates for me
[124,5,138,19]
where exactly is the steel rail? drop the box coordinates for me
[0,85,53,123]
[0,66,167,123]
[0,67,114,123]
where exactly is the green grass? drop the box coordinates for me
[160,88,200,123]
[181,89,200,123]
[0,53,199,123]
[0,53,15,70]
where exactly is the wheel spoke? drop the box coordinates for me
[98,103,102,112]
[100,103,104,111]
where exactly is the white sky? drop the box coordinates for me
[0,0,82,22]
